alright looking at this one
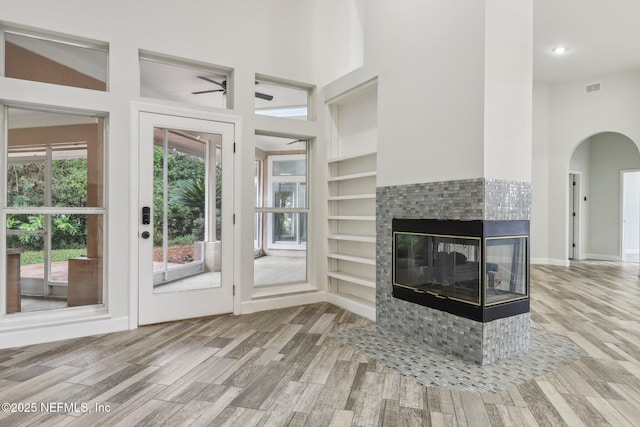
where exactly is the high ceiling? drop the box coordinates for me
[8,1,640,93]
[533,0,640,83]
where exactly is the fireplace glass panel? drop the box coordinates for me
[394,233,481,305]
[485,237,528,305]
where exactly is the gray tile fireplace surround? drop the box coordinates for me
[377,178,532,365]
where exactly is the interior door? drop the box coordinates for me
[138,112,234,325]
[569,174,576,260]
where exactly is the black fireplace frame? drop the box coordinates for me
[391,219,530,322]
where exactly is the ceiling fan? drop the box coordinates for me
[192,76,274,101]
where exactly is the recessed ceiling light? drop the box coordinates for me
[552,46,569,55]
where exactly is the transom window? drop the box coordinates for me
[3,29,108,91]
[139,51,232,109]
[254,75,312,120]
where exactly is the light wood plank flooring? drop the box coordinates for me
[0,261,639,426]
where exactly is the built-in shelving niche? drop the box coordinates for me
[327,81,377,320]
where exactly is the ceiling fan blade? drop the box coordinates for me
[196,76,226,88]
[191,89,224,95]
[255,91,274,101]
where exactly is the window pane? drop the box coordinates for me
[7,108,104,208]
[53,157,88,207]
[273,182,297,208]
[299,213,307,243]
[7,161,45,207]
[255,213,307,287]
[5,32,107,91]
[140,55,229,109]
[300,183,307,209]
[273,212,296,243]
[273,160,306,176]
[254,78,309,120]
[6,213,104,313]
[151,127,223,294]
[254,251,307,287]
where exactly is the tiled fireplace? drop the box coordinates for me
[377,178,531,365]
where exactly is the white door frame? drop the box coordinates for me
[129,102,242,329]
[568,171,581,261]
[620,169,640,264]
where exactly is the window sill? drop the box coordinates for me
[0,304,110,332]
[251,282,317,299]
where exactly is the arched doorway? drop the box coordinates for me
[568,132,640,262]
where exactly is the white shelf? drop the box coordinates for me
[328,234,376,243]
[328,171,377,182]
[326,293,376,321]
[328,253,376,265]
[327,129,378,317]
[328,215,375,221]
[328,193,376,201]
[328,271,376,288]
[328,151,376,164]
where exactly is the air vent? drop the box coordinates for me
[585,82,601,94]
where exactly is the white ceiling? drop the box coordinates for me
[533,0,640,83]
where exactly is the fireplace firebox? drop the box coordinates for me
[392,219,529,322]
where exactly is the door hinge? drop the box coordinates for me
[233,142,236,153]
[233,213,236,224]
[233,285,236,296]
[573,181,576,186]
[572,243,576,248]
[573,212,576,217]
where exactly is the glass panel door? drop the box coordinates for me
[138,111,234,325]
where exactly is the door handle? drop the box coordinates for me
[142,207,151,224]
[141,231,150,239]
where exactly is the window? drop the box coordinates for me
[268,156,307,249]
[4,107,106,313]
[140,52,231,109]
[3,30,108,91]
[254,136,308,286]
[254,76,312,120]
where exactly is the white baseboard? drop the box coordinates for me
[326,293,376,321]
[240,291,327,314]
[0,316,129,349]
[531,258,570,267]
[241,291,377,321]
[584,253,622,262]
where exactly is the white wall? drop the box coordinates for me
[531,83,550,263]
[533,71,640,264]
[483,0,533,182]
[361,0,532,187]
[363,0,486,186]
[0,0,362,347]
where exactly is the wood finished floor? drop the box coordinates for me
[1,261,640,426]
